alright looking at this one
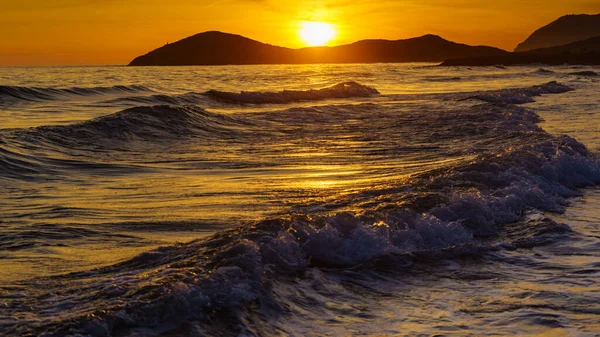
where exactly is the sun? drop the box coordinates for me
[299,22,336,47]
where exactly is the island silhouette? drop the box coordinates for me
[129,32,507,66]
[130,14,600,67]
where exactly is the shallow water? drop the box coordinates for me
[0,64,599,336]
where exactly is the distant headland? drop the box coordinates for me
[442,36,600,66]
[515,14,600,52]
[129,14,600,67]
[443,14,600,66]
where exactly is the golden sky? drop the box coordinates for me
[1,0,599,65]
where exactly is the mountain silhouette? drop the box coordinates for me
[515,14,600,52]
[442,36,600,66]
[129,31,295,66]
[129,31,507,66]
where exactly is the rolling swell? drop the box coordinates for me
[102,81,379,107]
[3,85,600,336]
[1,105,259,179]
[0,84,151,105]
[27,105,258,148]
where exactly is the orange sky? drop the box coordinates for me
[1,1,599,66]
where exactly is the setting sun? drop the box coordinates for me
[299,22,337,47]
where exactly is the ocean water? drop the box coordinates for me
[0,64,599,336]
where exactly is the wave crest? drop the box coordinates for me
[204,81,379,104]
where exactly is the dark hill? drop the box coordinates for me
[529,36,600,55]
[129,31,296,66]
[295,34,507,63]
[515,14,600,52]
[441,36,600,66]
[129,32,507,66]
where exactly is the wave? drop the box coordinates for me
[569,71,600,77]
[27,105,257,148]
[1,106,259,179]
[0,81,577,181]
[3,83,600,336]
[97,81,379,108]
[462,81,573,104]
[100,92,212,107]
[0,223,149,251]
[4,138,598,336]
[0,84,151,105]
[533,68,555,74]
[204,81,379,104]
[104,81,379,107]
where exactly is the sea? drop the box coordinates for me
[0,64,599,336]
